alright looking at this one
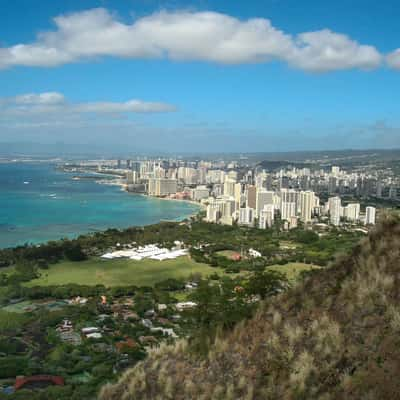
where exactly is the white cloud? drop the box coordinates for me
[387,49,400,69]
[0,92,177,115]
[74,100,176,113]
[288,30,382,72]
[14,92,66,105]
[0,8,384,72]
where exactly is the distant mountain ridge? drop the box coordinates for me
[100,213,400,400]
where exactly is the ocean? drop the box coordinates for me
[0,162,199,249]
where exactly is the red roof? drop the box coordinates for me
[15,375,65,390]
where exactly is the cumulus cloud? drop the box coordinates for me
[0,92,177,115]
[0,8,384,72]
[289,30,382,72]
[387,49,400,69]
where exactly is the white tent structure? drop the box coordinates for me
[101,245,188,261]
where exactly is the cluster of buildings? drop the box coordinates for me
[120,159,382,229]
[70,158,393,229]
[206,187,376,228]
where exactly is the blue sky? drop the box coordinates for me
[0,0,399,153]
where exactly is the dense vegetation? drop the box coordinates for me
[100,213,400,400]
[0,219,361,272]
[0,217,364,399]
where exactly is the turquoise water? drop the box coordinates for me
[0,163,199,249]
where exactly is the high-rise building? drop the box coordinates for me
[153,166,166,179]
[227,170,238,182]
[344,203,360,221]
[178,167,198,185]
[328,196,341,226]
[259,204,274,229]
[206,201,221,223]
[255,171,268,189]
[206,197,235,225]
[191,186,210,202]
[206,170,225,184]
[365,206,376,225]
[246,186,257,209]
[221,198,236,222]
[328,177,337,194]
[223,180,236,197]
[299,191,315,223]
[376,181,383,198]
[140,161,155,179]
[126,171,138,185]
[234,183,244,210]
[238,207,255,227]
[280,188,298,205]
[198,167,207,185]
[256,190,274,217]
[281,201,296,221]
[148,178,177,196]
[131,161,141,174]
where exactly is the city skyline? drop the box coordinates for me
[1,0,400,152]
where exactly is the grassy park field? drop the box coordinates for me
[267,262,320,282]
[26,256,224,287]
[25,256,319,288]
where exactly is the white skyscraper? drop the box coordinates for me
[329,196,342,226]
[206,199,222,223]
[234,183,245,210]
[281,202,296,221]
[259,204,275,229]
[365,206,376,225]
[220,198,236,225]
[223,180,236,197]
[299,191,315,223]
[238,207,255,227]
[191,186,210,201]
[280,188,298,204]
[344,203,360,221]
[148,178,177,197]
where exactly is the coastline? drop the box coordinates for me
[69,169,203,222]
[93,176,205,219]
[72,167,205,219]
[123,190,205,219]
[145,195,205,218]
[0,163,204,249]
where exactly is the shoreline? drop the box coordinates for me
[0,164,204,249]
[124,190,205,219]
[76,168,205,221]
[70,166,205,218]
[93,176,205,219]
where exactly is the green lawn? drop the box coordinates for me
[26,256,224,287]
[266,263,320,283]
[279,240,298,249]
